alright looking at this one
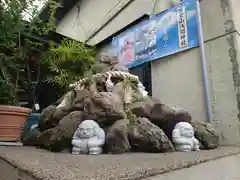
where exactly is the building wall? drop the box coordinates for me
[151,0,240,145]
[151,48,206,122]
[229,0,240,33]
[56,0,172,45]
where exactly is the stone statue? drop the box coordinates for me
[172,122,200,152]
[71,120,105,155]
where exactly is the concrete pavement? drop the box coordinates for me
[147,153,240,180]
[0,146,240,180]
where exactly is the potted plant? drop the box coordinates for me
[0,0,60,142]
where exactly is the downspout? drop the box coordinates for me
[149,0,160,19]
[196,0,213,123]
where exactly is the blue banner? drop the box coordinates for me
[112,0,198,68]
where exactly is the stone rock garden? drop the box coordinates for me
[22,56,219,154]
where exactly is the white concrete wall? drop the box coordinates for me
[208,32,240,145]
[151,48,206,121]
[56,0,172,45]
[56,0,126,44]
[229,0,240,33]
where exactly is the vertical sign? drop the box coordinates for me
[177,5,188,48]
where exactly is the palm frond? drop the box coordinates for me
[42,38,96,91]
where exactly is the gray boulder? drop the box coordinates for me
[52,107,72,124]
[191,121,219,149]
[83,92,125,126]
[39,105,57,131]
[130,97,159,118]
[105,119,131,154]
[150,103,192,141]
[38,111,84,152]
[128,117,174,153]
[71,89,91,111]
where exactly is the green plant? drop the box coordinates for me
[0,0,60,105]
[42,38,96,91]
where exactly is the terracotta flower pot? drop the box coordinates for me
[0,105,32,142]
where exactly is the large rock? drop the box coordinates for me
[39,105,57,131]
[71,89,91,111]
[39,105,75,132]
[150,103,192,141]
[38,111,84,152]
[105,119,131,154]
[191,121,219,149]
[128,117,174,153]
[130,97,159,118]
[52,107,72,123]
[83,92,125,126]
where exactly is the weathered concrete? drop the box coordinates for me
[56,0,172,45]
[147,153,240,180]
[0,158,35,180]
[229,0,240,34]
[0,146,240,180]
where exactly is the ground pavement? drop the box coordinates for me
[147,153,240,180]
[0,146,240,180]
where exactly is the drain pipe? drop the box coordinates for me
[196,0,213,123]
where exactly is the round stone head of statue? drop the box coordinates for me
[174,122,194,138]
[76,120,101,139]
[172,122,200,152]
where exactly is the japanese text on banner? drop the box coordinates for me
[177,5,188,48]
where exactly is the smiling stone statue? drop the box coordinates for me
[172,122,200,152]
[71,120,105,155]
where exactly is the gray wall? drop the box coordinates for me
[56,0,171,45]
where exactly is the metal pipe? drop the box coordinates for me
[85,0,135,43]
[149,0,160,19]
[196,0,213,123]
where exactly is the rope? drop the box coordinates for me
[69,71,140,90]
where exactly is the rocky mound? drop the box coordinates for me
[22,56,219,153]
